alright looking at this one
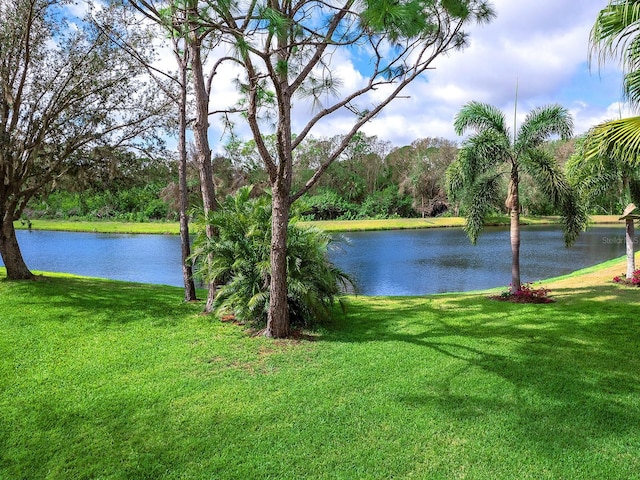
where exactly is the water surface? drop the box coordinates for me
[6,225,635,295]
[330,225,633,295]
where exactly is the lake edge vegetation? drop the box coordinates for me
[12,214,622,235]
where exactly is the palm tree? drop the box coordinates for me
[567,136,640,213]
[447,101,587,294]
[587,0,640,164]
[190,187,351,327]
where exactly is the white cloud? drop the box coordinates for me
[357,0,627,146]
[203,0,627,150]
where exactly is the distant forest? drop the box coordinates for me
[25,133,590,223]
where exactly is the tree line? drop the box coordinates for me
[26,133,597,223]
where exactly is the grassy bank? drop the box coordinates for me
[1,259,639,479]
[14,214,621,234]
[13,219,180,234]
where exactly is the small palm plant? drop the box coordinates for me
[446,101,587,294]
[190,186,351,328]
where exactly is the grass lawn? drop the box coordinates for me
[1,259,639,479]
[14,219,181,235]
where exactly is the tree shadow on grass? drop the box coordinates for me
[323,286,640,462]
[2,274,200,327]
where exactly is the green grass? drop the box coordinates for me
[16,214,620,234]
[1,262,639,479]
[299,214,620,232]
[14,219,180,234]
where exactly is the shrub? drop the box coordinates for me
[358,186,416,219]
[613,269,640,286]
[493,283,554,303]
[190,187,352,327]
[301,189,358,220]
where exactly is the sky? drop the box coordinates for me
[355,0,629,146]
[201,0,631,150]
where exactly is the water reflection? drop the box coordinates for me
[4,225,635,295]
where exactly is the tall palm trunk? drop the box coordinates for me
[0,217,33,280]
[507,165,521,293]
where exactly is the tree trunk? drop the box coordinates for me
[188,33,217,312]
[506,168,521,294]
[263,36,294,338]
[626,218,636,279]
[0,218,34,280]
[265,185,291,338]
[177,50,197,302]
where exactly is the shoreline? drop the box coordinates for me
[14,215,622,235]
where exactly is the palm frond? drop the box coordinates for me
[584,116,640,165]
[453,130,510,189]
[516,104,573,152]
[625,67,640,101]
[453,101,509,137]
[191,188,350,327]
[560,190,590,247]
[590,0,640,105]
[463,173,502,244]
[521,149,570,206]
[445,159,465,202]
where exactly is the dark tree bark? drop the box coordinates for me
[176,45,197,302]
[265,184,291,338]
[0,217,33,280]
[263,20,293,336]
[188,32,218,313]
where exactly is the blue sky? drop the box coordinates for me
[200,0,630,149]
[348,0,629,146]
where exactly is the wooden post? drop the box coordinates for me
[619,203,639,280]
[626,218,635,279]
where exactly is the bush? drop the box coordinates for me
[358,185,416,219]
[301,189,358,220]
[27,184,172,221]
[191,187,352,327]
[491,283,554,303]
[613,270,640,286]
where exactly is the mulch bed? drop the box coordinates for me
[488,294,555,304]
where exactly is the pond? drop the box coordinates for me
[4,225,636,296]
[332,225,634,295]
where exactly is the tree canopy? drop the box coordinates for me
[0,0,171,279]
